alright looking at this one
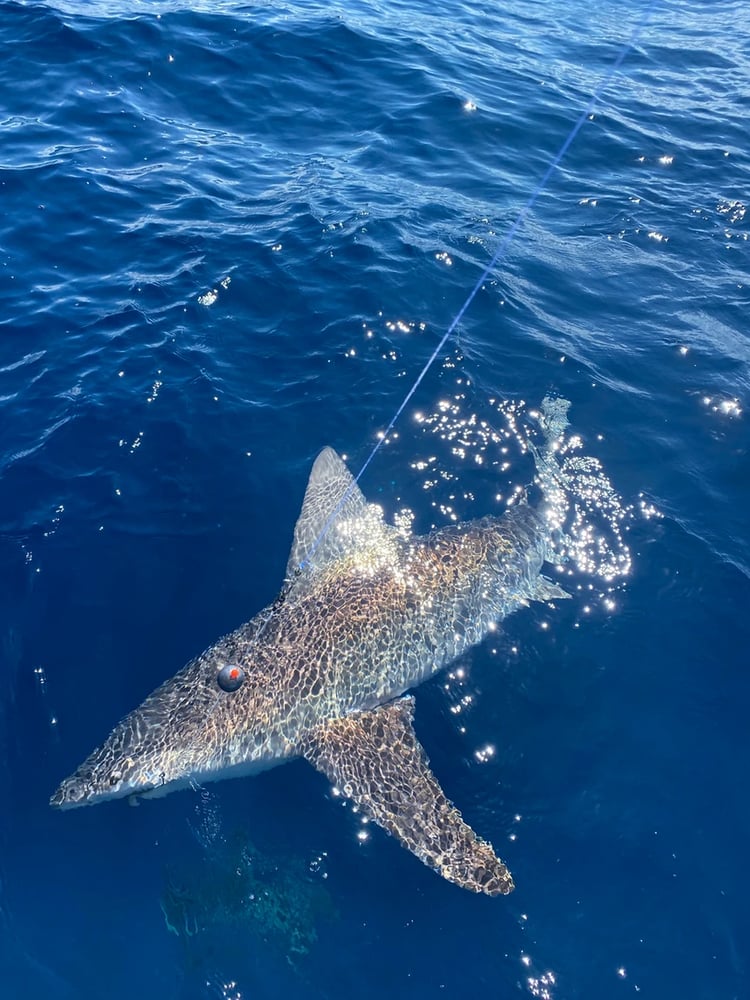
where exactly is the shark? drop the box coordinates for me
[51,398,572,896]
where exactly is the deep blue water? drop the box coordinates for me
[2,0,749,997]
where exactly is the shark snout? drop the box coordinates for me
[50,777,91,810]
[50,756,146,809]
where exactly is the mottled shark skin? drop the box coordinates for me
[51,400,570,895]
[302,697,514,895]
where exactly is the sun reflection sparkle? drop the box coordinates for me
[410,391,634,621]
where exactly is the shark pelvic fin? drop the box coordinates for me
[285,447,395,595]
[302,697,514,896]
[532,575,570,602]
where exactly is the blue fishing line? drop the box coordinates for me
[294,0,659,578]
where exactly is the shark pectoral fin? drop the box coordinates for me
[302,697,514,896]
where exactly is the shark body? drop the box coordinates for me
[52,401,570,895]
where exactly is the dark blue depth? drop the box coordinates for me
[1,1,749,999]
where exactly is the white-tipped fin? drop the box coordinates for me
[539,396,570,444]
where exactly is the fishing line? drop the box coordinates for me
[295,0,658,577]
[176,5,660,842]
[184,5,659,817]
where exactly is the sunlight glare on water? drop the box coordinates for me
[411,376,634,605]
[2,0,750,996]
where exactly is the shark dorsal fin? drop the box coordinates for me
[301,697,514,895]
[285,448,394,594]
[286,447,366,578]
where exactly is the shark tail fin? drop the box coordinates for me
[526,396,572,560]
[528,396,570,490]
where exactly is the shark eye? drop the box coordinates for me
[217,663,245,692]
[109,772,121,786]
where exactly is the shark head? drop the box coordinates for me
[50,712,182,809]
[50,447,371,812]
[51,447,390,811]
[50,634,287,810]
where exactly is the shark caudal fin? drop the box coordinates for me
[523,396,572,560]
[302,697,514,896]
[528,396,570,496]
[526,396,632,585]
[539,395,571,441]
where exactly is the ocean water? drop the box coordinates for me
[1,0,749,997]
